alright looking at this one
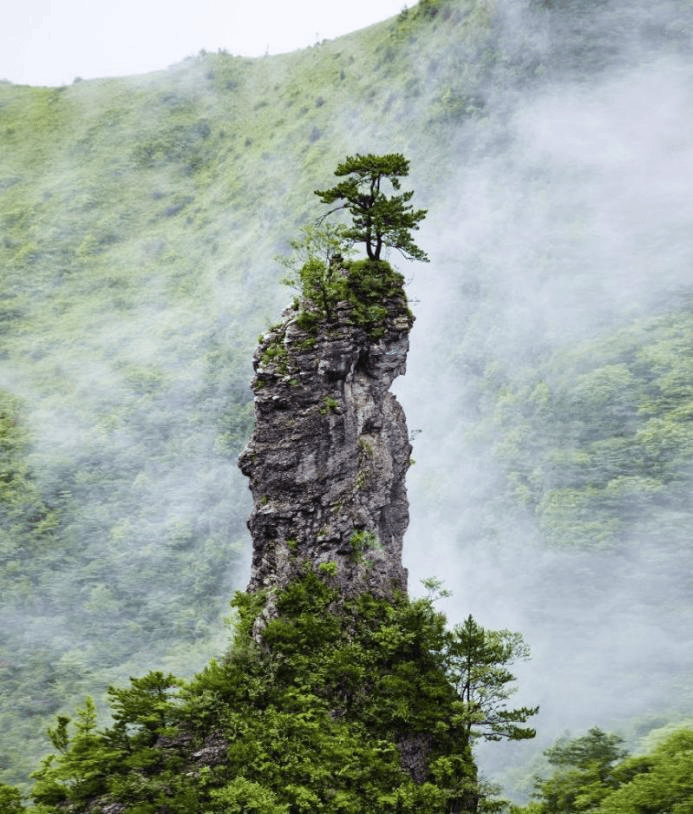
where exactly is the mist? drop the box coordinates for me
[398,0,693,793]
[2,0,693,799]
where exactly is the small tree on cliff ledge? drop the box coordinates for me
[314,152,430,262]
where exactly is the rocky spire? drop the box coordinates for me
[238,270,414,601]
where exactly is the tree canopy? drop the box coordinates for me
[314,153,429,262]
[24,571,540,813]
[515,726,693,814]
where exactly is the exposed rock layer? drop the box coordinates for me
[239,282,413,599]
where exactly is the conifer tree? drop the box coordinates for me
[314,153,430,262]
[446,614,539,742]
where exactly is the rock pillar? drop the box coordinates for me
[239,281,413,600]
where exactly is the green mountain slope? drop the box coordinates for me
[1,0,693,797]
[0,0,531,784]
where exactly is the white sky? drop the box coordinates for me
[2,0,409,87]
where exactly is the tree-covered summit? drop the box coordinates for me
[278,153,426,335]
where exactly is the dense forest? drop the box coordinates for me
[2,0,693,807]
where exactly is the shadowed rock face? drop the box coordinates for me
[239,286,413,600]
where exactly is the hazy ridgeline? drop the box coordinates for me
[1,0,692,797]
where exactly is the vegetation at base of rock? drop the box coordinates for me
[512,726,693,814]
[26,568,538,813]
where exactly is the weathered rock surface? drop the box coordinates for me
[238,283,414,600]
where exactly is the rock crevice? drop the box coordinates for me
[239,283,413,599]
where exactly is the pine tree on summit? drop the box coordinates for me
[314,152,430,262]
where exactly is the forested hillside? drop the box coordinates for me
[2,0,693,802]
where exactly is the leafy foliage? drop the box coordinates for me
[523,728,628,813]
[278,223,355,321]
[0,783,26,813]
[515,727,693,814]
[280,243,412,338]
[597,729,693,814]
[27,569,539,813]
[477,307,693,549]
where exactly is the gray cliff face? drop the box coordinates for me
[238,292,413,600]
